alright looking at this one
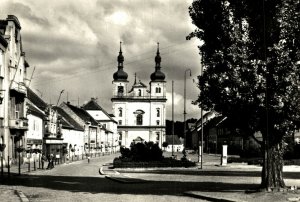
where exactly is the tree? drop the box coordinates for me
[187,0,300,190]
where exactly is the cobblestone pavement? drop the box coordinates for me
[1,152,300,202]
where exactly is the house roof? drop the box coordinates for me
[27,88,48,111]
[83,99,117,123]
[53,106,84,131]
[83,98,102,110]
[27,103,45,119]
[64,102,99,126]
[166,135,182,145]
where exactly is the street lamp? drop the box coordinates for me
[184,69,192,155]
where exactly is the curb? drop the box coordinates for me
[15,190,29,202]
[183,192,245,202]
[105,175,147,184]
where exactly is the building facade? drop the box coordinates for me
[111,43,167,148]
[59,102,104,155]
[83,98,119,152]
[0,15,29,164]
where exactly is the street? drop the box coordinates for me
[1,152,300,202]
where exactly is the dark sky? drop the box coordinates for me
[1,0,203,121]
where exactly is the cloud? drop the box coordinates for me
[2,0,201,121]
[166,91,201,121]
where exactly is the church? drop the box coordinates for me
[111,42,167,148]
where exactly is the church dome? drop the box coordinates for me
[113,69,128,81]
[151,70,165,81]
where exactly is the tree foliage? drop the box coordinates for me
[188,0,300,190]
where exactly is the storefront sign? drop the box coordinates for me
[45,139,63,144]
[27,139,43,144]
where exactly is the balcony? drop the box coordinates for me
[9,118,28,130]
[10,81,27,95]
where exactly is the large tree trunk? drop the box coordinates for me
[261,138,285,191]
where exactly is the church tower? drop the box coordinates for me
[150,43,166,98]
[112,42,128,97]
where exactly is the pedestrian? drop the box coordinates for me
[50,154,55,169]
[41,153,46,169]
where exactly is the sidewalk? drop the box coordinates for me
[0,152,118,201]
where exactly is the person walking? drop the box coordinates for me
[41,153,46,169]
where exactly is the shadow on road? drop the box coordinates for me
[0,173,258,196]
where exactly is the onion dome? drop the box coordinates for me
[113,42,128,81]
[151,42,165,81]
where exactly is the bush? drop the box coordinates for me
[283,143,300,160]
[120,141,163,161]
[240,143,262,158]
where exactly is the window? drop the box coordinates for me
[156,108,160,117]
[138,89,141,96]
[137,114,143,125]
[119,108,122,117]
[15,103,20,119]
[118,120,122,125]
[156,120,160,125]
[156,132,160,141]
[118,86,124,96]
[155,87,161,93]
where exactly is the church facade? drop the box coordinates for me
[111,43,167,148]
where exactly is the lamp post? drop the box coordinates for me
[184,69,192,154]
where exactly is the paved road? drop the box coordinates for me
[1,152,300,202]
[0,153,206,201]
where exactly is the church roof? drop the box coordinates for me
[150,43,165,81]
[113,42,128,81]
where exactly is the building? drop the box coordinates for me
[59,102,104,155]
[165,135,184,153]
[25,88,46,153]
[83,98,119,152]
[54,106,84,158]
[0,15,29,164]
[111,43,167,148]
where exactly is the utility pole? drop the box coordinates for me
[172,80,174,157]
[184,69,192,154]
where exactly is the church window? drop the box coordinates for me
[156,108,160,117]
[119,108,123,117]
[138,89,142,96]
[118,86,124,96]
[156,87,161,93]
[137,114,143,125]
[156,120,160,125]
[134,110,145,125]
[156,132,160,141]
[118,120,122,125]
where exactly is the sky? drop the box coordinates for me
[1,0,203,121]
